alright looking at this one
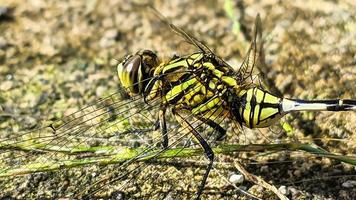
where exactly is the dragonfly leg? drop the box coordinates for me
[159,105,168,148]
[173,109,214,200]
[195,115,226,141]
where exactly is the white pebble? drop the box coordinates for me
[229,174,244,184]
[278,185,289,195]
[342,180,356,188]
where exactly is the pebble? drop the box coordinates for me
[99,29,119,48]
[111,190,125,200]
[342,180,356,188]
[293,169,302,177]
[288,186,300,197]
[0,80,13,91]
[229,173,244,184]
[95,85,107,96]
[260,165,269,173]
[0,36,9,49]
[5,74,13,80]
[278,185,290,195]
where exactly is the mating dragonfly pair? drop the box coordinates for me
[0,7,355,200]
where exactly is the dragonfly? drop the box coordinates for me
[114,9,356,199]
[0,5,355,200]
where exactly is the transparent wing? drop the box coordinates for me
[0,79,235,198]
[0,86,157,164]
[145,6,229,62]
[235,14,264,88]
[80,95,234,198]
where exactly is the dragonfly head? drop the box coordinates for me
[117,50,159,96]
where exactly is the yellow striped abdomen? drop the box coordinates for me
[237,88,283,128]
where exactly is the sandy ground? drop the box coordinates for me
[0,0,355,199]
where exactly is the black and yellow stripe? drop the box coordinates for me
[236,87,356,129]
[237,88,282,128]
[143,52,204,102]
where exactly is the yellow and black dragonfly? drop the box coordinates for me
[114,9,356,199]
[0,4,355,200]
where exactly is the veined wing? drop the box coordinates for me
[0,86,157,162]
[235,14,264,88]
[0,75,236,199]
[144,5,266,91]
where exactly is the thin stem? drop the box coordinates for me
[1,143,355,177]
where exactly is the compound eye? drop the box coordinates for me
[117,54,143,95]
[123,55,141,75]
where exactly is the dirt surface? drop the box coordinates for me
[0,0,355,199]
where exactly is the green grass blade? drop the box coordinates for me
[1,143,354,177]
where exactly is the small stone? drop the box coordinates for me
[342,180,356,188]
[23,115,37,129]
[278,185,289,195]
[229,173,244,184]
[111,190,125,200]
[0,80,13,91]
[289,186,300,197]
[0,37,9,49]
[5,74,13,80]
[95,85,106,96]
[99,29,119,48]
[260,166,269,173]
[339,190,349,199]
[293,169,302,177]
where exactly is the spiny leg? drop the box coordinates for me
[195,115,226,141]
[142,73,169,147]
[173,109,214,200]
[158,105,168,148]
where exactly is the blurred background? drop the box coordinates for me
[0,0,355,199]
